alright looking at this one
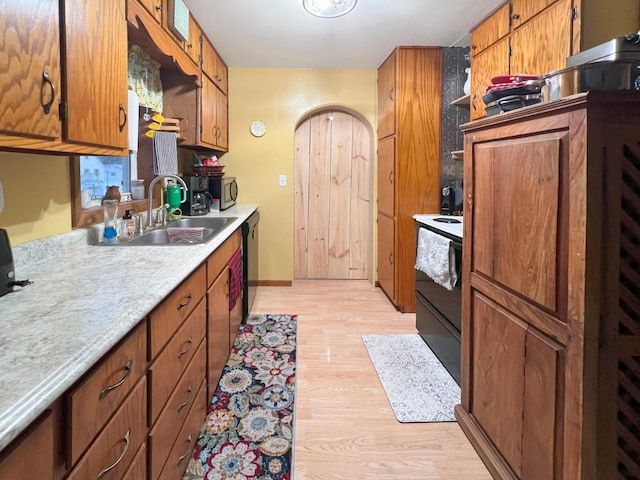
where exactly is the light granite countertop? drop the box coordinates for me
[0,204,258,451]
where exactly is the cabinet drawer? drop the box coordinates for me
[207,229,241,287]
[0,412,53,480]
[149,264,206,358]
[67,377,147,480]
[68,320,147,465]
[122,442,146,480]
[149,299,206,423]
[158,379,207,480]
[149,341,206,480]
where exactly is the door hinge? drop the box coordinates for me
[58,100,67,120]
[571,6,578,21]
[509,44,513,57]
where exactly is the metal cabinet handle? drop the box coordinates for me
[389,88,394,101]
[118,103,127,132]
[388,253,393,265]
[177,386,193,413]
[177,337,193,359]
[388,171,393,184]
[97,429,130,479]
[471,94,477,112]
[177,434,193,465]
[42,71,55,114]
[177,293,192,311]
[99,360,132,400]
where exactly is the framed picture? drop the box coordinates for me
[167,0,190,42]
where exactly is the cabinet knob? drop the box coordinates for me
[471,44,477,50]
[511,13,520,20]
[155,4,162,11]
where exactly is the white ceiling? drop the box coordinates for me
[183,0,505,69]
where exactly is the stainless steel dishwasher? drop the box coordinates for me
[242,210,259,319]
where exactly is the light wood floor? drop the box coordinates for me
[251,280,492,480]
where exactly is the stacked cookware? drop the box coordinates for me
[483,74,544,116]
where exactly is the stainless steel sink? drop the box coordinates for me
[118,217,238,246]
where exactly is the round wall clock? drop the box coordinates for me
[250,120,267,137]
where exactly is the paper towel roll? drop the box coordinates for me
[127,89,139,153]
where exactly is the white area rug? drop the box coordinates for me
[362,334,460,423]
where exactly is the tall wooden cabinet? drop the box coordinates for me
[376,47,442,313]
[469,0,640,120]
[456,92,640,480]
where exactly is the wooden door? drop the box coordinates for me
[294,110,372,279]
[377,51,396,139]
[186,14,201,65]
[470,3,511,57]
[207,269,230,394]
[470,36,510,120]
[510,0,558,29]
[0,0,61,140]
[137,0,162,23]
[510,0,572,76]
[64,0,128,149]
[377,136,395,217]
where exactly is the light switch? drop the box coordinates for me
[279,175,287,187]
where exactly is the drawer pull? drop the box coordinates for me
[97,429,130,480]
[177,386,193,413]
[177,434,193,465]
[177,337,193,359]
[42,71,55,114]
[99,360,132,400]
[177,293,193,311]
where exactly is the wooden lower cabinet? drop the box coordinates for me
[67,378,147,480]
[377,213,395,299]
[0,412,54,479]
[458,92,640,480]
[207,267,231,393]
[123,442,147,480]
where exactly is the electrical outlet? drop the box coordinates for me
[279,175,287,187]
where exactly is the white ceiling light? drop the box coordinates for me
[302,0,357,18]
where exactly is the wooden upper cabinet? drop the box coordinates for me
[470,2,511,56]
[200,75,217,147]
[510,0,558,29]
[470,36,510,120]
[186,14,201,66]
[0,0,61,140]
[510,0,572,75]
[63,0,128,149]
[137,0,162,23]
[216,86,228,150]
[377,50,396,139]
[201,37,228,95]
[160,0,185,47]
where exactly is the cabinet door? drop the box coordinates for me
[377,136,395,216]
[377,213,395,301]
[377,50,396,139]
[137,0,162,23]
[64,0,128,149]
[215,87,228,151]
[0,0,61,140]
[0,412,53,480]
[207,268,230,392]
[510,0,558,29]
[510,0,572,76]
[471,129,566,311]
[185,14,201,65]
[215,55,228,95]
[201,36,218,84]
[200,75,217,147]
[470,36,510,120]
[470,3,510,57]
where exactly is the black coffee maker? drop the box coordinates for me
[181,176,210,216]
[0,229,15,298]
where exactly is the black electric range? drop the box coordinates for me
[413,214,463,385]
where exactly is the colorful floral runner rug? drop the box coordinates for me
[184,314,297,480]
[362,334,460,423]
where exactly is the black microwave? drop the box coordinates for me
[208,176,238,210]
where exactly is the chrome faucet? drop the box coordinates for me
[146,174,188,228]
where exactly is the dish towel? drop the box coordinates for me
[152,131,178,175]
[228,249,243,310]
[415,227,458,290]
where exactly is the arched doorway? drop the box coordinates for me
[294,108,373,280]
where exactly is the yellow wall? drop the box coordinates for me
[582,0,640,50]
[0,152,71,245]
[222,68,378,282]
